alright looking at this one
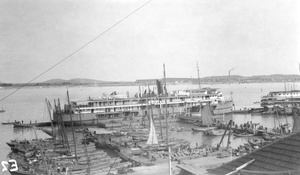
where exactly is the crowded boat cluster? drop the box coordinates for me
[5,128,133,175]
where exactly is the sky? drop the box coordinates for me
[0,0,300,83]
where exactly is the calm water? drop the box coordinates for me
[0,82,297,170]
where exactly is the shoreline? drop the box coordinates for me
[0,81,298,89]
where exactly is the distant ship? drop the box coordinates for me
[261,90,300,107]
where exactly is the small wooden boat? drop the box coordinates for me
[34,121,52,127]
[13,123,34,128]
[233,132,255,137]
[262,134,285,141]
[6,142,17,148]
[205,129,228,136]
[247,139,271,148]
[2,121,17,125]
[192,127,216,132]
[9,170,32,175]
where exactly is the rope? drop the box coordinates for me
[0,0,152,102]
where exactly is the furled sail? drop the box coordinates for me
[201,105,214,126]
[146,115,158,145]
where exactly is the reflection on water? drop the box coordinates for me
[13,128,31,135]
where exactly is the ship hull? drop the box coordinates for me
[53,107,184,127]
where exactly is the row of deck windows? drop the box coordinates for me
[74,102,195,113]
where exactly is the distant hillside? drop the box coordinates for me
[251,74,300,79]
[43,79,67,84]
[67,78,109,84]
[135,77,195,83]
[135,74,300,84]
[42,74,300,85]
[42,78,111,85]
[1,74,300,87]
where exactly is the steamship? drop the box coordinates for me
[52,87,229,126]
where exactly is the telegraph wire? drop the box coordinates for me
[0,0,152,102]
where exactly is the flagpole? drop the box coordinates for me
[163,64,172,175]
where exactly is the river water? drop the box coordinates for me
[0,82,297,173]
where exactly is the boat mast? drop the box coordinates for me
[145,84,149,128]
[284,82,288,127]
[67,91,78,161]
[79,109,91,175]
[163,64,172,175]
[197,61,201,89]
[33,127,48,170]
[197,61,202,118]
[54,99,65,146]
[45,98,55,139]
[148,83,154,129]
[158,99,163,140]
[58,99,70,150]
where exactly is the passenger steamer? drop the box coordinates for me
[53,87,227,126]
[261,90,300,107]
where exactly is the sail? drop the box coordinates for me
[201,105,214,126]
[146,115,158,145]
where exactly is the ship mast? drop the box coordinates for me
[79,109,91,175]
[45,98,55,139]
[67,90,78,161]
[197,61,202,118]
[197,61,201,89]
[284,82,288,127]
[163,64,172,175]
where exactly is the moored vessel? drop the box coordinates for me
[52,87,227,126]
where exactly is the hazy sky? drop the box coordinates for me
[1,0,299,83]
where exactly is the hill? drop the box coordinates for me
[42,78,112,85]
[43,79,67,84]
[1,74,300,87]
